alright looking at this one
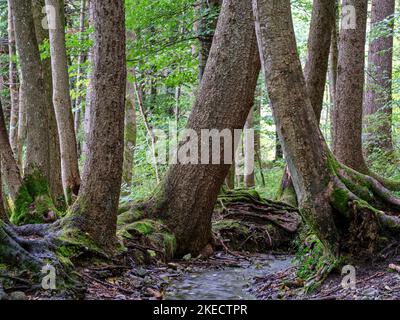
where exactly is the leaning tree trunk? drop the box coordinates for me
[364,0,395,156]
[7,0,19,157]
[149,0,261,257]
[332,0,368,173]
[244,106,255,188]
[46,0,81,200]
[32,0,65,206]
[254,0,400,259]
[70,0,126,249]
[276,0,335,204]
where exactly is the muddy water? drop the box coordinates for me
[166,254,293,300]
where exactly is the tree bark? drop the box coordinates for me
[244,107,255,188]
[46,0,81,199]
[197,0,222,81]
[150,0,261,257]
[70,0,126,248]
[11,0,50,182]
[7,0,19,157]
[32,0,65,205]
[364,0,395,155]
[304,0,336,121]
[74,0,87,157]
[0,165,8,222]
[332,0,368,173]
[276,0,335,203]
[0,99,23,201]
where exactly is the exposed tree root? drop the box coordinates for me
[0,218,107,299]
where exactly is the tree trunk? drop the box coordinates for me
[11,0,50,181]
[123,78,137,188]
[70,0,126,248]
[0,165,7,222]
[254,0,400,259]
[7,0,19,157]
[150,0,261,257]
[332,0,368,173]
[16,78,26,168]
[0,99,23,201]
[46,0,81,200]
[244,107,255,188]
[74,0,87,157]
[304,0,336,121]
[32,0,65,206]
[276,0,335,203]
[364,0,395,155]
[197,0,222,81]
[329,5,339,144]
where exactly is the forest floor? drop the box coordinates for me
[24,248,400,300]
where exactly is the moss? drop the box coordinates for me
[213,219,250,235]
[117,208,143,226]
[11,170,62,225]
[117,218,176,261]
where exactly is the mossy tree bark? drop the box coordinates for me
[45,0,81,201]
[70,0,126,249]
[150,0,261,257]
[254,0,400,258]
[364,0,395,156]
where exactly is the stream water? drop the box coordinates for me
[165,254,294,300]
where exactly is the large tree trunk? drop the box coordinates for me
[32,0,65,205]
[244,107,255,188]
[276,0,335,204]
[364,0,395,155]
[11,0,50,181]
[150,0,261,257]
[254,0,400,259]
[332,0,368,173]
[7,0,19,157]
[0,99,22,201]
[74,0,87,157]
[70,0,126,248]
[46,0,81,200]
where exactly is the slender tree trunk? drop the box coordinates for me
[276,0,335,203]
[123,79,137,188]
[332,0,368,173]
[46,0,81,199]
[12,0,50,181]
[329,5,339,144]
[0,166,7,222]
[70,0,126,248]
[244,107,255,187]
[0,100,23,201]
[7,0,19,157]
[150,0,260,256]
[16,78,26,168]
[364,0,395,155]
[32,0,65,205]
[304,0,336,121]
[134,80,161,183]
